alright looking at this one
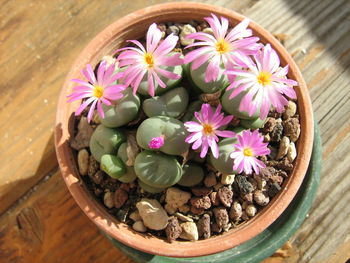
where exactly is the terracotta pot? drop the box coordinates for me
[55,2,313,258]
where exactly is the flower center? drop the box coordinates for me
[215,39,230,54]
[243,148,254,157]
[257,71,272,86]
[203,124,214,135]
[144,53,154,68]
[93,85,104,98]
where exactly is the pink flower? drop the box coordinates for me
[116,23,183,97]
[148,136,165,149]
[225,44,298,119]
[67,61,126,122]
[184,104,235,158]
[229,130,270,175]
[184,14,261,82]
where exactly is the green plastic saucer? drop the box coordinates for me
[104,122,322,263]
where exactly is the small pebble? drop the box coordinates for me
[235,175,254,194]
[136,199,169,230]
[213,207,229,229]
[190,196,211,210]
[191,187,213,197]
[197,214,211,239]
[179,222,199,241]
[103,191,114,209]
[90,170,104,185]
[166,25,180,36]
[178,204,190,213]
[268,182,282,198]
[223,223,232,232]
[230,201,243,222]
[175,212,193,222]
[210,192,220,206]
[165,187,191,210]
[241,192,253,203]
[241,211,249,221]
[217,186,233,207]
[204,172,217,187]
[283,118,300,142]
[77,149,89,176]
[254,190,270,206]
[283,101,297,120]
[114,188,128,208]
[70,117,94,150]
[221,174,235,185]
[270,120,283,142]
[180,24,196,46]
[246,204,257,217]
[190,206,205,215]
[276,136,290,160]
[202,27,214,36]
[87,156,99,177]
[211,223,222,233]
[164,203,177,215]
[263,117,277,133]
[254,174,267,190]
[287,142,297,162]
[129,211,141,221]
[132,221,147,232]
[165,216,182,242]
[213,183,224,191]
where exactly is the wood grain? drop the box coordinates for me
[0,0,349,262]
[0,171,133,263]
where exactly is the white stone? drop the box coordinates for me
[283,101,297,119]
[175,212,193,222]
[136,199,169,230]
[103,191,114,209]
[287,142,297,162]
[129,211,141,221]
[179,222,199,241]
[246,204,257,217]
[77,149,89,176]
[165,187,191,210]
[276,136,290,160]
[132,221,147,232]
[202,27,214,36]
[180,24,196,46]
[221,174,235,185]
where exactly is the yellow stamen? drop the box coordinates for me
[93,85,104,98]
[257,71,272,86]
[215,38,230,54]
[144,53,154,68]
[203,124,214,135]
[243,148,253,157]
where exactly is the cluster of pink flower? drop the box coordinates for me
[68,14,299,175]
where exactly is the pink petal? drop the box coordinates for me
[87,100,97,122]
[146,23,162,53]
[205,56,220,82]
[75,97,95,116]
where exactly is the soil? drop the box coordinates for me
[69,20,301,242]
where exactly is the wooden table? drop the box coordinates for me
[1,0,349,262]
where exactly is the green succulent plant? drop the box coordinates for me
[181,100,202,122]
[221,89,261,120]
[134,150,183,188]
[177,162,204,187]
[89,124,126,162]
[136,116,189,156]
[100,88,141,128]
[240,117,266,129]
[100,154,126,178]
[209,127,245,174]
[138,179,166,193]
[116,142,137,183]
[189,61,229,94]
[143,87,189,118]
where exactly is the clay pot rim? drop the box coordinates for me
[54,2,314,258]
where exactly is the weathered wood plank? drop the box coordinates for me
[0,171,134,263]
